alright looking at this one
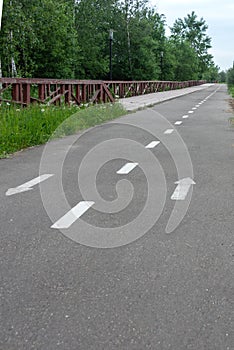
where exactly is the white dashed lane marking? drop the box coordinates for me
[51,201,95,229]
[164,129,174,134]
[117,162,138,174]
[145,141,160,149]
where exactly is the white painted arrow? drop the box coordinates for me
[171,178,196,200]
[6,174,54,196]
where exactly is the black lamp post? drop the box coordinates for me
[160,51,164,81]
[109,29,114,81]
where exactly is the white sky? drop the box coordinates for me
[150,0,234,71]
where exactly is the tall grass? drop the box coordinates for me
[0,103,126,158]
[229,85,234,98]
[228,85,234,126]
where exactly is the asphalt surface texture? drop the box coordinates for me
[0,84,233,350]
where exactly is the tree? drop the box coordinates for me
[170,11,214,78]
[218,70,227,83]
[0,2,218,81]
[168,39,199,81]
[0,0,78,78]
[31,0,78,78]
[111,0,165,80]
[227,65,234,88]
[75,0,166,80]
[74,0,114,79]
[202,64,219,82]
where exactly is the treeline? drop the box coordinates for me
[0,0,220,81]
[227,64,234,87]
[226,63,234,97]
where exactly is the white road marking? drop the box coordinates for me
[171,178,196,200]
[188,111,194,114]
[117,162,138,174]
[182,115,189,119]
[164,129,174,134]
[51,201,95,229]
[192,107,197,110]
[145,141,160,149]
[6,174,54,196]
[195,105,200,107]
[174,121,182,125]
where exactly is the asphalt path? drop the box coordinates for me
[0,84,233,349]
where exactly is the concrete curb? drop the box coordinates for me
[119,84,215,112]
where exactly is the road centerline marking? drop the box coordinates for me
[182,115,189,119]
[117,162,138,174]
[51,201,95,229]
[164,129,174,134]
[145,141,160,149]
[174,121,183,125]
[188,111,194,114]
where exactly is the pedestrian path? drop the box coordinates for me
[119,83,215,111]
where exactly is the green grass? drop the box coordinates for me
[229,85,234,98]
[0,103,127,158]
[228,85,234,126]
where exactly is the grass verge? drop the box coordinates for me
[0,103,127,158]
[229,86,234,98]
[228,85,234,126]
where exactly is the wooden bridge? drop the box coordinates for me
[0,78,206,106]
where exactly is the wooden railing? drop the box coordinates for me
[104,80,206,98]
[0,78,206,106]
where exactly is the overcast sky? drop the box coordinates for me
[151,0,234,71]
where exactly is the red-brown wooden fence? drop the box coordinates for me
[0,78,206,106]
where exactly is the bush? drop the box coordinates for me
[227,67,234,88]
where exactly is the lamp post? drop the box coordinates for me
[109,29,114,81]
[160,51,164,81]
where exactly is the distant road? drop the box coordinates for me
[0,84,233,350]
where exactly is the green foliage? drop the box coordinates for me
[218,71,227,83]
[168,40,199,81]
[0,1,218,81]
[227,64,234,98]
[110,1,164,80]
[0,0,78,78]
[227,66,234,88]
[170,11,214,79]
[229,87,234,98]
[0,103,126,157]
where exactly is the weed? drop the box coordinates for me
[0,103,126,157]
